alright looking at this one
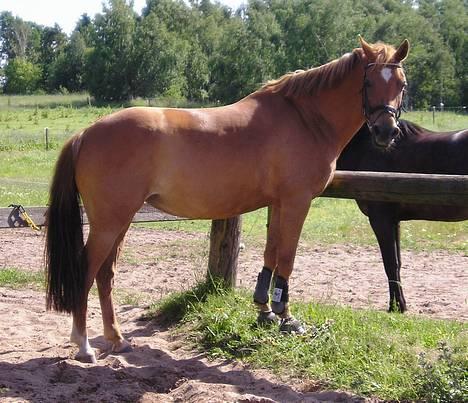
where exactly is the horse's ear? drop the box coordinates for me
[393,39,410,63]
[359,35,375,62]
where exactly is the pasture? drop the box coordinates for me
[0,94,467,401]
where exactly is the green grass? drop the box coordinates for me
[0,93,92,109]
[0,268,44,289]
[0,106,113,150]
[403,110,468,131]
[0,149,56,206]
[140,201,467,253]
[148,281,468,401]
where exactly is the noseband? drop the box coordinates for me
[362,63,405,129]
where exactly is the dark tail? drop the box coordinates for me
[45,135,86,313]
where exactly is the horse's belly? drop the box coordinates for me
[399,204,468,222]
[146,179,269,219]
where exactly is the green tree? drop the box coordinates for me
[47,31,87,92]
[419,0,467,105]
[143,0,194,34]
[3,57,42,93]
[371,1,459,108]
[40,24,67,90]
[184,42,209,101]
[85,0,136,101]
[74,14,95,47]
[0,12,42,63]
[133,12,189,99]
[0,12,30,60]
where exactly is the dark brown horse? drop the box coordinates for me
[45,38,409,363]
[337,120,468,312]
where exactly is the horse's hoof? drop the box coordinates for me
[257,310,278,326]
[279,317,306,334]
[112,339,133,353]
[75,351,97,364]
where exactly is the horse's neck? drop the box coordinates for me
[294,66,366,156]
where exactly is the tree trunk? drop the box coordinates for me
[207,216,242,287]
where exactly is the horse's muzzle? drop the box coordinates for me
[370,124,401,150]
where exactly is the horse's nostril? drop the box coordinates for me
[391,126,400,139]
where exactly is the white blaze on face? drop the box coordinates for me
[381,67,393,83]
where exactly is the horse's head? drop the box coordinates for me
[359,37,409,149]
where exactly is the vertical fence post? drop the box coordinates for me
[207,216,242,287]
[432,106,436,125]
[45,127,49,151]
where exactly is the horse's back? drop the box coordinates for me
[72,103,301,220]
[395,129,468,175]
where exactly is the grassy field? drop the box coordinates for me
[0,94,467,252]
[148,281,467,402]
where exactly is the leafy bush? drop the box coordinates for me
[417,340,468,402]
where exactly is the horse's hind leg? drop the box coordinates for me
[368,206,406,312]
[393,222,406,311]
[95,225,131,353]
[70,224,128,363]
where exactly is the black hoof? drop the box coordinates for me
[257,311,278,326]
[279,317,306,334]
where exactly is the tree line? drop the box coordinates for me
[0,0,466,108]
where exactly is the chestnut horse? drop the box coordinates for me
[45,37,409,363]
[337,120,468,312]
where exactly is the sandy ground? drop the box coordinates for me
[0,227,466,402]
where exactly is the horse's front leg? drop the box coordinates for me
[253,206,280,325]
[254,198,310,333]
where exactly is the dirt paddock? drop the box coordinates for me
[0,227,466,402]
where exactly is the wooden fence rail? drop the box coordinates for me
[1,171,467,285]
[1,171,467,229]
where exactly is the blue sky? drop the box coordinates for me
[1,0,246,34]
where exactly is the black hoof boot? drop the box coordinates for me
[257,310,278,326]
[271,275,289,315]
[253,267,273,305]
[279,317,306,334]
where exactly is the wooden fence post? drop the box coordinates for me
[45,127,49,151]
[207,216,242,287]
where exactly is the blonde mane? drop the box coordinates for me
[260,42,398,98]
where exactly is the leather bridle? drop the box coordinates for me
[362,62,406,130]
